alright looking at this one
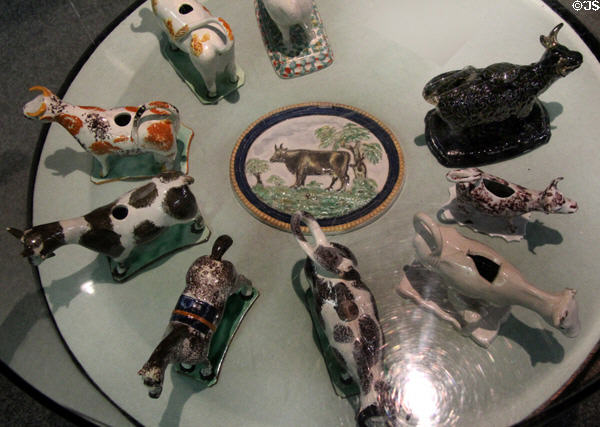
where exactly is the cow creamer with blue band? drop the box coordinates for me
[171,295,218,334]
[139,235,253,398]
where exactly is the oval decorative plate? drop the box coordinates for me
[230,103,405,232]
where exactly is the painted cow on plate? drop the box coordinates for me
[270,144,350,190]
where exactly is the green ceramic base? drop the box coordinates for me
[175,286,259,387]
[90,124,194,184]
[305,288,360,398]
[159,36,245,105]
[108,222,210,283]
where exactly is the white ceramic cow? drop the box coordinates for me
[291,211,404,426]
[23,86,180,177]
[397,213,580,347]
[152,0,238,98]
[7,171,204,277]
[261,0,314,49]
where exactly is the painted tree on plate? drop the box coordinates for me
[246,158,270,185]
[267,174,286,187]
[314,122,383,179]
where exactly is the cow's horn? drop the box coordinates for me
[6,227,24,239]
[541,23,563,48]
[28,86,53,97]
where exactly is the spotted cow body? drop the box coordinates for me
[447,168,578,217]
[138,235,253,398]
[7,171,203,276]
[152,0,238,98]
[291,211,395,426]
[23,86,180,177]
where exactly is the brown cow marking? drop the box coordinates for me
[90,141,119,155]
[149,101,172,109]
[146,120,174,151]
[358,315,380,367]
[113,136,130,143]
[163,185,198,220]
[80,202,125,258]
[134,220,165,244]
[191,33,210,56]
[333,324,354,343]
[218,18,234,41]
[56,114,83,136]
[129,182,159,208]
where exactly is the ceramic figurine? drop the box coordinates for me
[397,213,580,347]
[261,0,313,49]
[441,168,578,240]
[139,235,256,398]
[255,0,333,78]
[23,86,183,178]
[151,0,243,102]
[422,24,583,166]
[7,171,208,280]
[291,211,401,426]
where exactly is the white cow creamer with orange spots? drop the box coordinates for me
[23,86,180,177]
[152,0,238,98]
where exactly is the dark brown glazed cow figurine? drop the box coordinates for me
[422,24,583,166]
[138,235,253,398]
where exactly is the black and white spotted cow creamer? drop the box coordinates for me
[7,171,204,276]
[291,211,399,426]
[138,235,253,398]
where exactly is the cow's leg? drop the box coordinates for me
[293,172,305,188]
[338,173,350,191]
[94,154,110,178]
[277,25,292,49]
[138,325,188,398]
[235,274,254,299]
[225,55,239,84]
[326,176,337,190]
[111,248,133,278]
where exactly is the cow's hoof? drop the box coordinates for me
[179,363,195,373]
[199,366,214,381]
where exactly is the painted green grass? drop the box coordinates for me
[252,178,378,218]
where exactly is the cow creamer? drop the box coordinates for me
[23,86,180,177]
[7,171,204,277]
[139,235,253,398]
[291,211,404,426]
[447,168,578,217]
[152,0,238,98]
[397,213,580,347]
[261,0,313,49]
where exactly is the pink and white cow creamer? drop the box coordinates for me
[23,86,180,177]
[447,168,578,217]
[152,0,238,98]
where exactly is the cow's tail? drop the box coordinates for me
[131,101,180,144]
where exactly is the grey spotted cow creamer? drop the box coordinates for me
[291,211,401,426]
